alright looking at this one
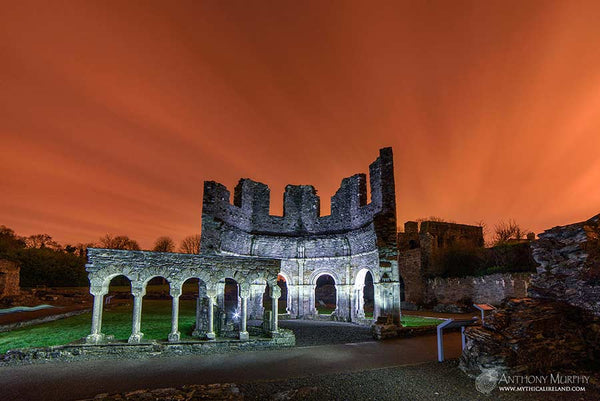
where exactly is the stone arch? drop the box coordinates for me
[354,268,375,319]
[101,274,133,341]
[309,269,342,286]
[276,273,290,314]
[314,273,337,316]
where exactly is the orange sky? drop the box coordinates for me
[2,1,600,249]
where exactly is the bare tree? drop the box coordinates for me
[475,219,493,247]
[179,234,201,254]
[493,219,527,245]
[98,234,141,250]
[25,234,61,250]
[153,236,175,253]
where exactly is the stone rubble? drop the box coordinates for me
[460,214,600,377]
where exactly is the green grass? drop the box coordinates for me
[316,305,336,315]
[0,300,197,354]
[401,315,443,327]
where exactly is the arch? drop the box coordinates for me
[276,274,289,314]
[182,277,208,338]
[314,274,337,315]
[100,272,134,290]
[354,268,375,319]
[309,269,342,286]
[354,268,375,290]
[102,274,133,341]
[141,275,172,340]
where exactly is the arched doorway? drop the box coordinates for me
[315,274,336,315]
[181,277,207,338]
[102,275,132,341]
[141,276,171,340]
[354,269,375,320]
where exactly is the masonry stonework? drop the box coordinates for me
[200,148,401,324]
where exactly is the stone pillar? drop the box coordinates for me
[128,285,146,344]
[194,280,206,333]
[270,284,281,332]
[239,284,249,340]
[356,285,365,319]
[248,283,265,320]
[206,287,217,340]
[286,283,298,317]
[86,286,108,344]
[373,282,381,320]
[216,281,225,311]
[168,286,182,342]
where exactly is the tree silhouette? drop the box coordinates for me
[153,236,175,253]
[179,234,201,254]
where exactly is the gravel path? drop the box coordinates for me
[278,320,373,347]
[239,360,600,401]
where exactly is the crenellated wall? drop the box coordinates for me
[200,148,401,324]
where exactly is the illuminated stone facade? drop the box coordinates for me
[200,148,401,324]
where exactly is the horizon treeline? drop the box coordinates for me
[0,226,201,288]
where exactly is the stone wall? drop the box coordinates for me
[460,214,600,377]
[0,260,20,298]
[397,249,424,304]
[530,214,600,316]
[200,147,402,324]
[425,272,531,307]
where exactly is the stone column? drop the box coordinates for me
[356,285,366,319]
[239,284,250,340]
[206,287,217,340]
[248,283,265,320]
[86,286,108,344]
[128,285,146,344]
[286,283,297,317]
[373,282,381,320]
[194,280,206,334]
[270,285,281,332]
[168,286,182,342]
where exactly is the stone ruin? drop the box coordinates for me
[0,259,20,299]
[397,220,484,306]
[461,213,600,376]
[84,147,402,345]
[200,147,401,324]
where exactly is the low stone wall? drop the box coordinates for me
[0,329,295,366]
[425,272,531,307]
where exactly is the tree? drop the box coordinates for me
[0,225,26,253]
[493,219,527,245]
[179,234,201,254]
[153,236,175,253]
[25,234,61,250]
[98,234,141,250]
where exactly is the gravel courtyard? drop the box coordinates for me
[278,320,374,347]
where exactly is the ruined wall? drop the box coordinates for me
[398,220,484,277]
[200,148,401,323]
[424,272,531,306]
[530,214,600,316]
[397,248,424,304]
[0,260,20,298]
[397,220,485,305]
[461,214,600,377]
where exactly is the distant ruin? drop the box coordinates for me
[0,260,20,299]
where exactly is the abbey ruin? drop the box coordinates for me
[84,147,402,344]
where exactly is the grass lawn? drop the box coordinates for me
[401,315,444,327]
[0,300,197,354]
[316,305,336,315]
